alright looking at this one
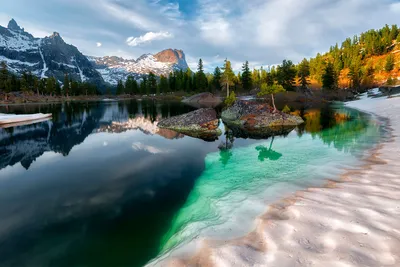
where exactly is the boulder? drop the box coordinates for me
[222,101,303,132]
[182,93,222,108]
[158,108,222,141]
[227,124,296,140]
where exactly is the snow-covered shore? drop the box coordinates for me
[0,113,52,128]
[156,93,400,267]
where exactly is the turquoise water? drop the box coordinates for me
[0,101,385,267]
[154,104,385,261]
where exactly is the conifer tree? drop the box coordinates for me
[241,61,252,91]
[0,62,8,96]
[213,67,222,92]
[322,62,338,91]
[64,73,70,97]
[196,59,208,91]
[348,56,362,91]
[148,72,157,95]
[116,80,125,95]
[277,60,297,91]
[221,59,235,97]
[297,58,310,92]
[159,75,169,94]
[252,68,260,89]
[258,83,285,111]
[385,54,395,72]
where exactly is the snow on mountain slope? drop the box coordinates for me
[89,49,189,85]
[0,19,104,87]
[0,19,189,88]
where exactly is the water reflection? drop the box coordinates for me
[256,137,283,161]
[0,100,383,267]
[0,100,194,171]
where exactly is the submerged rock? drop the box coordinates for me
[158,108,222,141]
[228,124,296,139]
[221,101,303,139]
[182,93,222,108]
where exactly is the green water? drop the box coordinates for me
[154,104,385,261]
[0,100,386,267]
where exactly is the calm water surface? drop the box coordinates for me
[0,99,386,266]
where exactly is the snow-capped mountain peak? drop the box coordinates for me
[0,19,104,86]
[89,49,189,85]
[0,19,189,88]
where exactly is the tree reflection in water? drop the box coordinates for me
[256,136,283,161]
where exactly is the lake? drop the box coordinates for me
[0,99,387,266]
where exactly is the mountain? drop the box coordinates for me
[88,49,189,85]
[0,19,190,88]
[0,19,104,87]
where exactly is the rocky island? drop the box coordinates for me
[182,93,222,108]
[221,101,304,138]
[158,108,222,141]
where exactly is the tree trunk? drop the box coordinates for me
[227,82,230,98]
[271,94,276,112]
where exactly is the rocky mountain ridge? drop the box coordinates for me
[88,48,189,85]
[0,19,189,88]
[0,19,104,86]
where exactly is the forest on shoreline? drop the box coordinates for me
[1,24,399,100]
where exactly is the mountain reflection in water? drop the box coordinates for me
[0,100,383,267]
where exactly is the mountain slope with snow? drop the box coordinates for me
[88,49,189,85]
[0,19,102,87]
[0,19,190,88]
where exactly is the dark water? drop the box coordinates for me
[0,100,384,267]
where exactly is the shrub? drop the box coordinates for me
[224,91,236,107]
[282,105,291,113]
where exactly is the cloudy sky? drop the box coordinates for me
[1,0,400,71]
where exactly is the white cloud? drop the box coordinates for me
[126,31,173,46]
[96,42,102,47]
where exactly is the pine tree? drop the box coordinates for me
[138,77,146,95]
[159,75,169,94]
[0,62,8,97]
[348,56,362,91]
[252,68,260,89]
[148,72,157,95]
[322,62,338,91]
[20,73,29,92]
[385,54,395,72]
[125,76,138,95]
[276,60,297,91]
[221,59,235,97]
[196,58,208,91]
[297,58,310,92]
[64,73,70,97]
[46,77,57,95]
[70,80,79,96]
[116,80,125,95]
[241,61,252,91]
[258,83,285,111]
[213,67,222,92]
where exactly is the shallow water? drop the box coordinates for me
[0,100,385,267]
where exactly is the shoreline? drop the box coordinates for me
[0,94,184,106]
[152,93,400,266]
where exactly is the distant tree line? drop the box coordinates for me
[0,62,99,99]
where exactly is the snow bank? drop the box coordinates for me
[0,113,52,128]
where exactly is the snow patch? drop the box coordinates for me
[38,41,48,79]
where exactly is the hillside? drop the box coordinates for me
[307,24,400,89]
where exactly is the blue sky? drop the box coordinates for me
[1,0,400,71]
